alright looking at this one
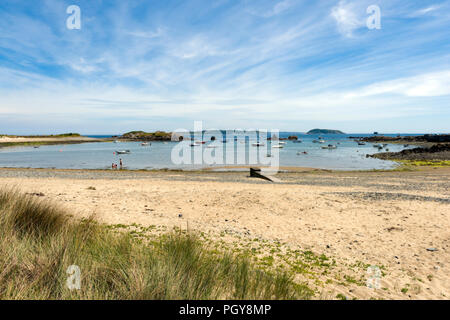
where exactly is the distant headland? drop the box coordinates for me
[307,129,345,135]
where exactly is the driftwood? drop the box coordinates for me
[249,168,274,182]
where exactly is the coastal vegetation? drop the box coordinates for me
[0,133,81,138]
[0,188,310,300]
[121,131,172,141]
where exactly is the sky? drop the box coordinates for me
[0,0,449,134]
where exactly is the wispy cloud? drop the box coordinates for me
[0,0,449,133]
[330,1,365,37]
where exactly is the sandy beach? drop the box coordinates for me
[0,136,102,144]
[0,167,448,300]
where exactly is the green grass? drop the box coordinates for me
[396,160,450,167]
[0,188,311,300]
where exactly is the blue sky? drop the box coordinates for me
[0,0,449,134]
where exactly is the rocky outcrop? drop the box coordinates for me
[356,134,450,143]
[370,144,450,161]
[121,131,172,141]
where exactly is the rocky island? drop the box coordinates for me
[120,131,174,141]
[307,129,345,135]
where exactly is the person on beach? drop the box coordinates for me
[119,159,123,169]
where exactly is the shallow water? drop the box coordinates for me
[0,133,419,171]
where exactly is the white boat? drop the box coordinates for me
[373,144,383,148]
[272,144,284,148]
[116,150,131,154]
[357,141,366,145]
[206,145,217,148]
[141,142,150,146]
[318,139,325,143]
[321,144,337,149]
[114,140,119,143]
[252,142,265,147]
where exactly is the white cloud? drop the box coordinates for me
[411,5,441,17]
[345,70,450,98]
[125,27,164,39]
[330,1,364,37]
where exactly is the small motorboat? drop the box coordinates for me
[357,141,366,145]
[206,145,218,148]
[321,144,337,149]
[113,140,119,143]
[373,144,383,148]
[272,144,284,148]
[252,142,265,147]
[116,150,131,154]
[318,139,325,144]
[141,142,150,146]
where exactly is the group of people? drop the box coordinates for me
[112,158,123,170]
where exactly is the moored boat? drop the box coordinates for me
[321,144,337,149]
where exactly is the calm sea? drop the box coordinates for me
[0,133,422,171]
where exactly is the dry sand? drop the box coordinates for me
[0,168,448,300]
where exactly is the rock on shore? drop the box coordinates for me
[370,144,450,161]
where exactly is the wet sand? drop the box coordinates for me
[0,167,448,300]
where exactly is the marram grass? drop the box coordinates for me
[0,188,312,300]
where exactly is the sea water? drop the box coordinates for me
[0,133,419,171]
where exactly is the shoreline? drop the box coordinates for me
[0,135,110,148]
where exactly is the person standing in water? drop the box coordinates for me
[119,159,123,170]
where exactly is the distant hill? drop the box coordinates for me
[307,129,345,135]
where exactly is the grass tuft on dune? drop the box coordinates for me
[0,188,312,300]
